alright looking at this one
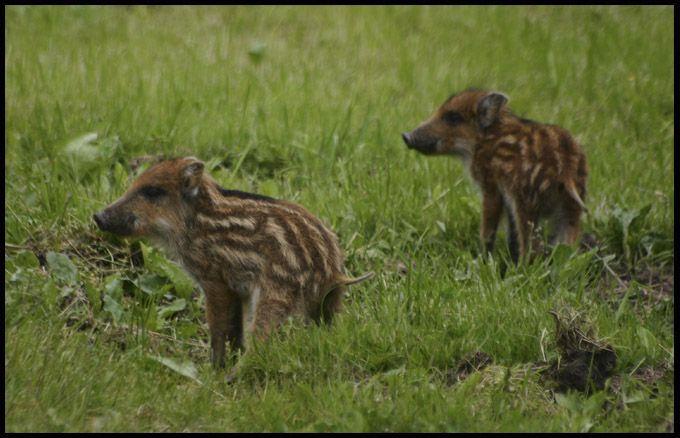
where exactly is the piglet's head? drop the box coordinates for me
[93,157,205,239]
[402,89,509,157]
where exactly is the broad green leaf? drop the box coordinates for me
[258,179,279,198]
[14,250,40,269]
[157,298,186,320]
[103,274,123,300]
[60,132,120,181]
[137,273,171,296]
[150,356,201,384]
[85,280,102,312]
[42,278,59,307]
[46,251,78,285]
[113,161,128,187]
[637,325,657,357]
[103,295,125,322]
[247,42,267,63]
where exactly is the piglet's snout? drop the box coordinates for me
[92,211,106,230]
[401,132,413,148]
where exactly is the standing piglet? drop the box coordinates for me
[93,157,373,372]
[402,89,588,262]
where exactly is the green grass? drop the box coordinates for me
[5,5,674,432]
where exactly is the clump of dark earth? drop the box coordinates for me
[540,310,617,394]
[442,310,618,395]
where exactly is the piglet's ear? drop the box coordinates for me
[180,160,205,198]
[478,92,509,129]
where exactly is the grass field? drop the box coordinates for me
[5,5,674,432]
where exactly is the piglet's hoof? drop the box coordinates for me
[225,365,239,384]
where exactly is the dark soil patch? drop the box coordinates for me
[539,309,617,394]
[442,309,621,396]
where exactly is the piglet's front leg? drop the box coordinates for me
[204,283,243,369]
[479,190,503,256]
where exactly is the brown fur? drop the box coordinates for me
[402,89,588,262]
[93,157,373,368]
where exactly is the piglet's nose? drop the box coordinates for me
[92,212,105,229]
[401,132,412,148]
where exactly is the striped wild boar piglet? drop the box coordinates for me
[402,89,588,262]
[93,157,374,370]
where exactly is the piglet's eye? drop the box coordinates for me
[140,185,166,199]
[442,111,464,126]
